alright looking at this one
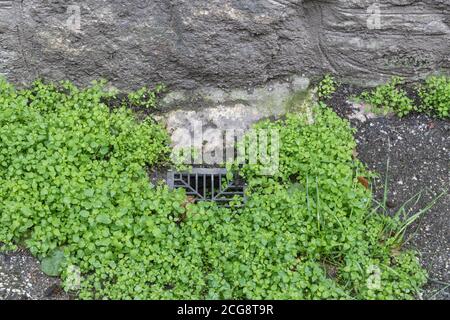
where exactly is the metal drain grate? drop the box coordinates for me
[167,168,246,205]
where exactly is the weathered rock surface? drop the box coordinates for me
[157,76,312,161]
[0,0,449,91]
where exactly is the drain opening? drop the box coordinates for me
[167,168,246,205]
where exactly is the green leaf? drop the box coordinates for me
[41,249,66,277]
[96,214,112,225]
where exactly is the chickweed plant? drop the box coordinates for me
[0,78,440,299]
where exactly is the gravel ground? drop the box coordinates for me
[329,84,449,300]
[0,84,448,300]
[0,248,71,300]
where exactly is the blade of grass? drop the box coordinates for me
[401,189,448,246]
[427,278,450,300]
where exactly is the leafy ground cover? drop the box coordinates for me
[417,76,450,118]
[0,78,431,299]
[359,75,450,119]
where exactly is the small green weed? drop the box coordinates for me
[360,77,414,117]
[417,75,450,118]
[127,84,166,109]
[317,74,338,100]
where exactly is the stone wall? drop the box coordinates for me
[0,0,449,91]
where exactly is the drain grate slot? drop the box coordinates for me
[167,168,246,205]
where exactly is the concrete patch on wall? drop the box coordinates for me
[158,75,311,133]
[155,75,312,157]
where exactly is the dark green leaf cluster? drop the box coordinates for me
[417,76,450,118]
[360,77,414,117]
[317,74,337,100]
[127,84,166,109]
